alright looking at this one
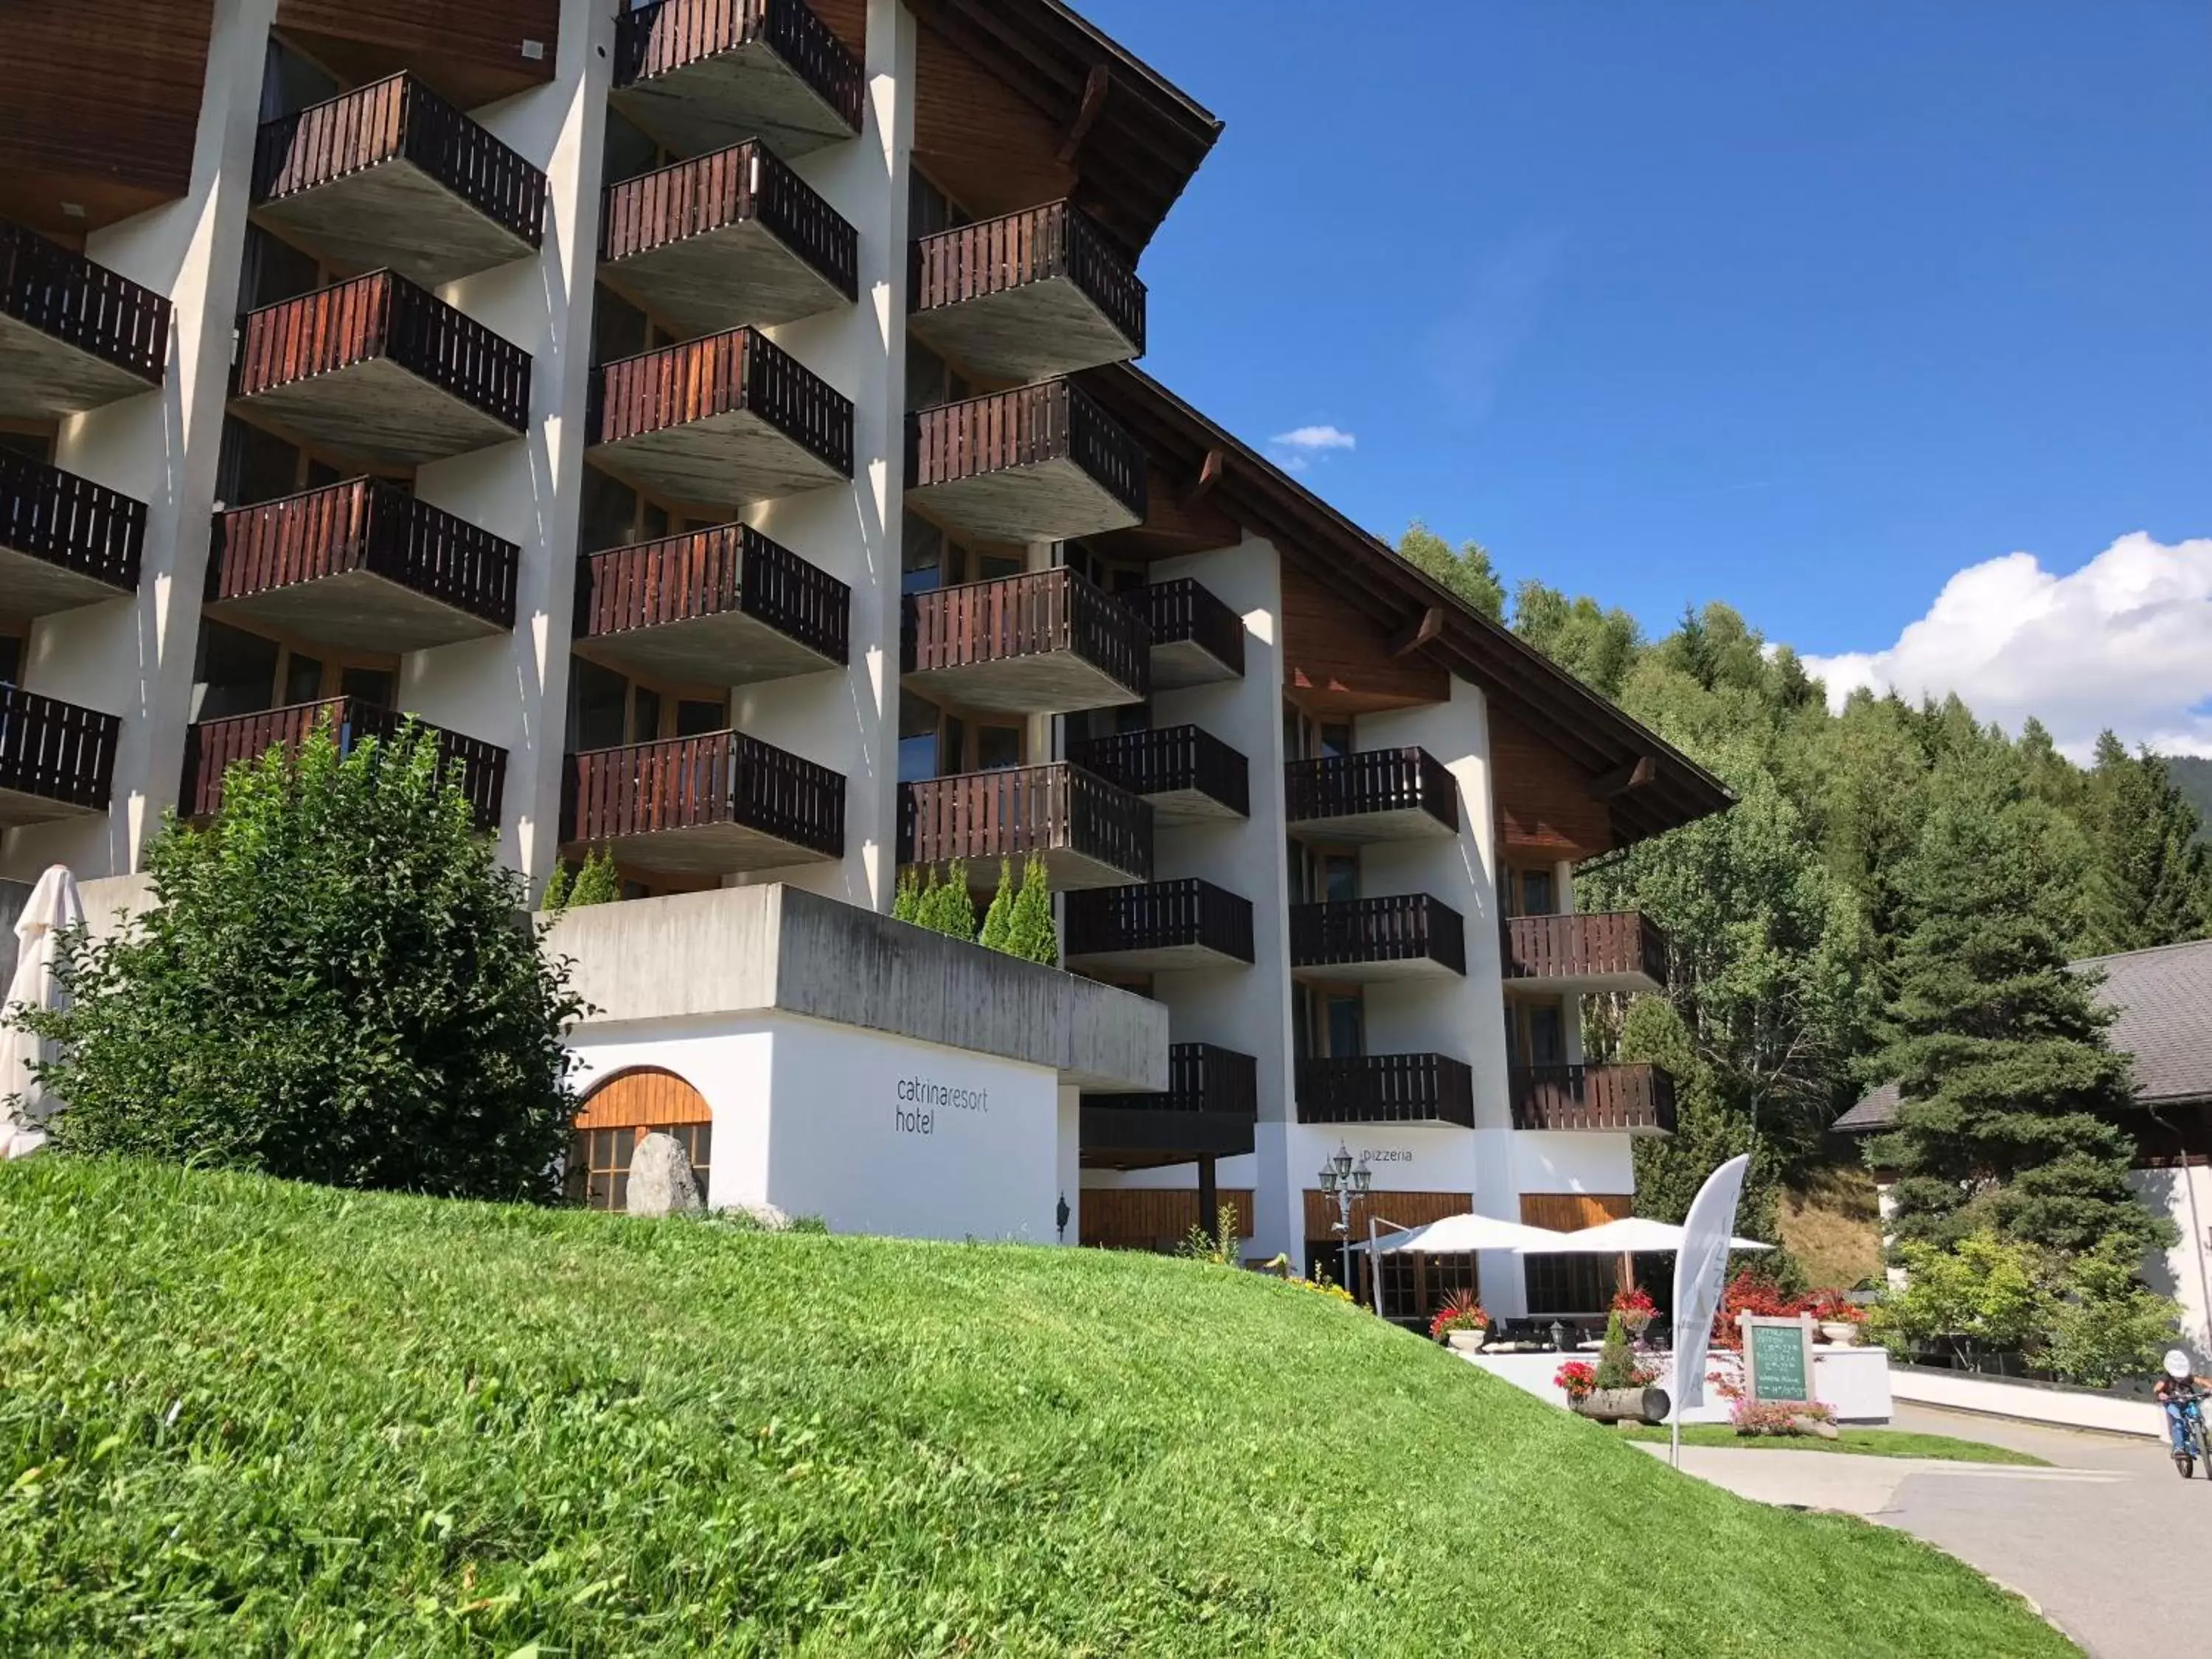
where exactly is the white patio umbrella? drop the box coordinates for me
[1513,1216,1771,1254]
[1349,1212,1572,1254]
[0,864,84,1160]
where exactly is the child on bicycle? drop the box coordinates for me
[2155,1349,2212,1457]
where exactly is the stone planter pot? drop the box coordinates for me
[1621,1310,1652,1338]
[1819,1321,1863,1346]
[1445,1328,1488,1353]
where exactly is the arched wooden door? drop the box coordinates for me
[568,1068,712,1211]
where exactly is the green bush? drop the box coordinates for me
[1593,1309,1637,1390]
[977,857,1016,952]
[21,718,585,1200]
[1003,852,1058,964]
[912,861,976,942]
[541,848,621,912]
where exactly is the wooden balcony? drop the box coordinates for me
[208,479,517,655]
[184,699,506,830]
[1069,724,1248,825]
[564,728,844,874]
[232,271,529,466]
[601,141,856,335]
[251,75,546,289]
[0,451,143,616]
[1123,577,1244,691]
[613,0,863,159]
[1082,1044,1258,1171]
[906,380,1145,543]
[1295,1054,1475,1129]
[0,685,119,826]
[909,201,1145,380]
[1290,894,1466,984]
[1509,1064,1677,1136]
[901,568,1146,717]
[1284,747,1458,846]
[588,327,851,510]
[902,762,1150,891]
[1503,911,1669,995]
[0,220,167,420]
[1062,878,1254,973]
[577,522,847,687]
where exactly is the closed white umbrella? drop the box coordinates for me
[1514,1215,1771,1254]
[0,865,84,1160]
[1349,1212,1571,1253]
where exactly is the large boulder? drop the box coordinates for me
[625,1132,704,1218]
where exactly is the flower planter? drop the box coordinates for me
[1819,1321,1862,1347]
[1445,1329,1487,1353]
[1621,1310,1652,1338]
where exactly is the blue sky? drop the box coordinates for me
[1079,1,2212,754]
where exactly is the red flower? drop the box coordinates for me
[1554,1361,1598,1401]
[1610,1287,1658,1317]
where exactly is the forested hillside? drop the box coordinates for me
[2169,754,2212,839]
[1399,526,2212,1256]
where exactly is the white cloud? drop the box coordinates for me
[1270,425,1357,453]
[1800,532,2212,759]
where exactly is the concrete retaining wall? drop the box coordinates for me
[1888,1363,2166,1439]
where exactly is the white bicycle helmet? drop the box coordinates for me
[2166,1349,2192,1380]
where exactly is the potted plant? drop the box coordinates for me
[1813,1293,1867,1346]
[1430,1290,1491,1352]
[1610,1285,1658,1338]
[1554,1360,1598,1405]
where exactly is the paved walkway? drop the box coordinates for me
[1643,1405,2196,1658]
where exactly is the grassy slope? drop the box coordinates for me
[0,1161,2073,1658]
[1612,1424,2046,1466]
[1777,1163,1885,1289]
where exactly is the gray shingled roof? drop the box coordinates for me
[1834,936,2212,1133]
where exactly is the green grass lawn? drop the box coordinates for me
[1612,1423,2048,1466]
[0,1160,2075,1657]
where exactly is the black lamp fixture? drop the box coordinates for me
[1316,1142,1372,1294]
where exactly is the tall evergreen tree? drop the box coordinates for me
[2076,733,2212,955]
[1865,776,2172,1261]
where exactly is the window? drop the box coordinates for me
[282,650,324,708]
[566,1120,713,1211]
[192,620,281,721]
[1518,868,1557,917]
[1375,1251,1479,1326]
[974,723,1022,771]
[1321,852,1358,903]
[568,659,630,752]
[1523,1004,1567,1068]
[631,685,663,744]
[0,633,21,686]
[675,698,724,738]
[1323,992,1364,1059]
[898,692,941,784]
[215,415,307,510]
[1524,1253,1618,1316]
[901,513,945,593]
[592,286,650,366]
[1321,721,1354,760]
[238,224,320,313]
[976,552,1023,583]
[578,468,646,554]
[340,666,395,709]
[602,108,661,187]
[259,36,340,122]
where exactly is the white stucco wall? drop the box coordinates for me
[2131,1166,2212,1364]
[569,1009,1061,1243]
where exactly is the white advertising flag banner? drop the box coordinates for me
[1669,1153,1751,1413]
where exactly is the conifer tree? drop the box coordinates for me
[567,849,622,907]
[1865,777,2173,1262]
[2076,733,2212,956]
[977,858,1016,952]
[540,860,574,913]
[916,861,975,941]
[891,865,922,924]
[1004,853,1059,964]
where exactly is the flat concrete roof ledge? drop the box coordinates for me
[546,885,1169,1093]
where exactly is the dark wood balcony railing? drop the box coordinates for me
[252,74,546,284]
[1509,1064,1677,1135]
[0,685,119,821]
[1284,746,1458,838]
[211,478,517,639]
[910,200,1144,377]
[0,220,168,403]
[902,763,1151,887]
[906,380,1147,541]
[184,699,507,829]
[1087,1044,1259,1116]
[1063,878,1255,967]
[1290,894,1467,976]
[602,139,857,305]
[580,522,848,674]
[1122,577,1245,685]
[565,730,845,863]
[0,451,145,597]
[590,326,852,490]
[614,0,864,147]
[1503,911,1669,990]
[233,271,531,462]
[1069,725,1248,820]
[1295,1054,1475,1128]
[903,568,1147,709]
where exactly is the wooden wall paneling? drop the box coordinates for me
[274,0,560,111]
[1490,706,1613,860]
[807,0,867,59]
[1279,557,1449,716]
[1089,460,1241,561]
[1517,1192,1632,1233]
[1300,1189,1472,1238]
[912,20,1076,226]
[1082,1188,1254,1250]
[0,0,215,235]
[575,1067,713,1129]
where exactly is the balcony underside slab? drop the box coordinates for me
[0,785,102,828]
[589,411,844,512]
[1505,967,1661,997]
[1079,1107,1255,1171]
[1062,939,1249,975]
[908,457,1140,544]
[1290,955,1464,986]
[1286,804,1458,846]
[613,48,852,161]
[254,160,534,288]
[205,568,506,656]
[901,651,1140,718]
[590,820,837,876]
[1150,636,1241,693]
[917,844,1142,892]
[910,279,1138,383]
[0,544,132,619]
[582,607,839,688]
[603,220,846,337]
[0,315,156,421]
[234,356,517,467]
[1141,785,1245,827]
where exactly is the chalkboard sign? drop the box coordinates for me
[1739,1314,1815,1405]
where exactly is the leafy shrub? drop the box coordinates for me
[1731,1400,1835,1437]
[23,720,585,1200]
[1175,1203,1242,1267]
[541,848,620,912]
[1593,1310,1639,1389]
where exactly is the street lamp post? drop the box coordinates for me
[1316,1143,1372,1297]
